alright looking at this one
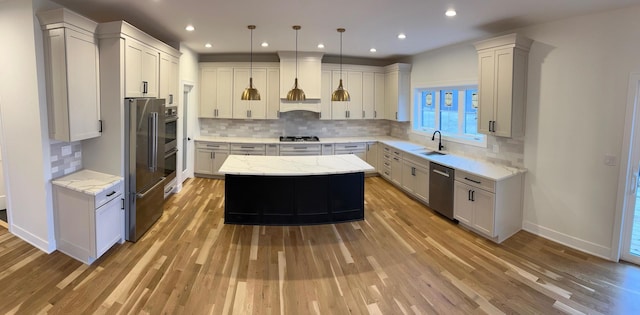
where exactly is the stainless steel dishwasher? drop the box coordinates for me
[429,162,455,220]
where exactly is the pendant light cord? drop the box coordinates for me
[340,30,343,80]
[250,27,253,79]
[295,28,299,80]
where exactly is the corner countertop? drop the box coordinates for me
[219,154,375,176]
[52,169,123,196]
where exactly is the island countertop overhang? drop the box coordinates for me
[219,154,375,176]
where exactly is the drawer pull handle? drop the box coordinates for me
[464,177,481,184]
[344,145,358,148]
[106,191,116,197]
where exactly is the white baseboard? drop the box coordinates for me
[522,221,612,261]
[10,223,55,254]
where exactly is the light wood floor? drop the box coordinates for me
[1,177,640,314]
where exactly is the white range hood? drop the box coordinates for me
[278,51,323,113]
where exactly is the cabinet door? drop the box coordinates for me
[64,28,100,141]
[319,70,332,120]
[365,142,378,170]
[331,71,349,119]
[401,162,415,192]
[216,68,234,118]
[384,71,398,120]
[95,195,123,258]
[266,68,280,119]
[200,68,217,118]
[374,73,385,120]
[493,47,515,137]
[414,165,429,203]
[125,40,144,97]
[454,182,473,225]
[195,149,214,174]
[362,72,374,119]
[391,155,402,186]
[347,71,363,119]
[477,50,495,135]
[160,54,179,105]
[212,152,229,174]
[472,188,496,237]
[141,46,159,97]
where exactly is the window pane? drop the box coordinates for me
[421,91,436,129]
[464,89,479,135]
[440,90,458,134]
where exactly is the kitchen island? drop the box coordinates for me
[219,155,374,225]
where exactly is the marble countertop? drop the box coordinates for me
[219,154,375,176]
[52,169,123,196]
[195,135,391,144]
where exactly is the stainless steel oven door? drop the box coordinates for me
[164,116,178,152]
[164,147,177,183]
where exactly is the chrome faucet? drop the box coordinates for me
[432,130,444,151]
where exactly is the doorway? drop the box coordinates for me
[620,73,640,265]
[181,84,194,182]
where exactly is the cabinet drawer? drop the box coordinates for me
[455,170,495,193]
[279,144,321,153]
[334,143,365,151]
[196,142,229,150]
[230,143,266,152]
[266,144,279,156]
[95,181,123,209]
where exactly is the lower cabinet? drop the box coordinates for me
[53,178,124,264]
[195,142,229,176]
[401,158,429,204]
[453,170,523,243]
[365,142,378,170]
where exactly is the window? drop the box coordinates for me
[413,85,485,146]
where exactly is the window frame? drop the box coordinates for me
[411,83,487,148]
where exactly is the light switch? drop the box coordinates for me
[604,154,617,166]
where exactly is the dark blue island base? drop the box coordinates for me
[224,172,365,225]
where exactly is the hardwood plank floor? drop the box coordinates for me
[1,176,640,314]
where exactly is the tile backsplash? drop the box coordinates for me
[200,111,391,138]
[50,141,82,178]
[199,112,524,168]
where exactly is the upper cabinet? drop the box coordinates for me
[125,39,159,98]
[278,52,323,99]
[233,68,267,119]
[384,63,411,122]
[200,66,233,118]
[160,53,179,105]
[474,34,532,138]
[38,8,101,142]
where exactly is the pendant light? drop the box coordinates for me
[331,28,350,102]
[286,25,306,101]
[241,25,261,100]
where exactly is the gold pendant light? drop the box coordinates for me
[331,28,350,102]
[241,25,261,100]
[286,25,306,101]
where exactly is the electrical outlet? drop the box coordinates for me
[61,145,72,156]
[604,154,617,166]
[492,144,499,153]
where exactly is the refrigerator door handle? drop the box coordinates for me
[136,177,165,199]
[148,112,159,171]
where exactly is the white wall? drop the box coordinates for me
[0,0,59,252]
[409,5,640,259]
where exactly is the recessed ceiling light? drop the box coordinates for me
[261,42,269,47]
[205,43,212,48]
[397,33,406,39]
[445,9,457,17]
[185,25,195,31]
[369,48,377,53]
[317,43,325,49]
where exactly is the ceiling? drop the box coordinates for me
[52,0,640,59]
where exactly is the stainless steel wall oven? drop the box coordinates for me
[164,106,178,183]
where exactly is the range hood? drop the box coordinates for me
[278,51,323,113]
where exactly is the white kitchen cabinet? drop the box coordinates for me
[374,73,385,119]
[365,142,378,170]
[380,145,403,185]
[160,53,179,105]
[38,9,101,142]
[279,144,322,156]
[230,143,266,155]
[331,71,363,120]
[334,143,366,161]
[384,63,411,122]
[474,34,532,138]
[266,68,281,119]
[319,70,333,120]
[125,39,159,98]
[266,144,279,156]
[362,71,385,120]
[195,142,230,176]
[322,143,334,155]
[453,170,523,243]
[52,170,124,264]
[401,155,429,204]
[199,67,234,118]
[233,68,267,119]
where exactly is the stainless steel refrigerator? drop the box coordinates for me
[125,98,166,242]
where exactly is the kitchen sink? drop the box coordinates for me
[420,151,446,156]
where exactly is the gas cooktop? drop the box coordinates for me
[279,136,320,142]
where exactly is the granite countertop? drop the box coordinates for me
[219,154,375,176]
[52,169,123,196]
